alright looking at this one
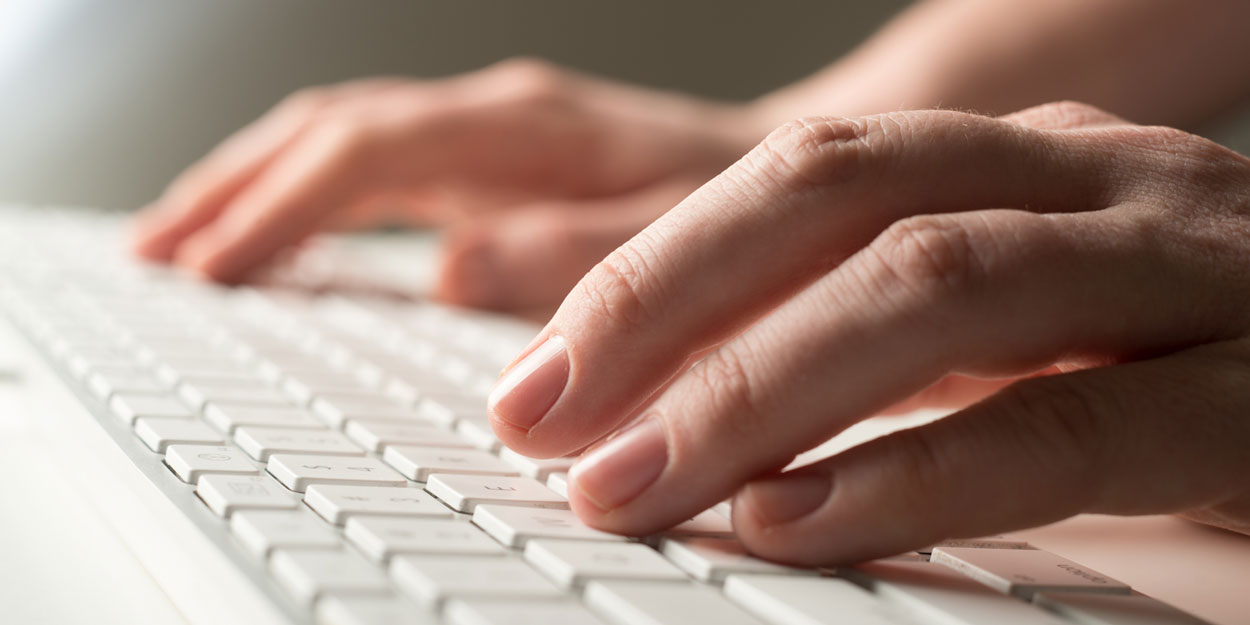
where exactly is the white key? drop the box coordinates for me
[346,421,472,453]
[345,517,505,562]
[931,546,1131,598]
[179,379,291,410]
[659,537,816,583]
[231,509,341,558]
[498,448,576,480]
[312,393,417,428]
[134,417,223,452]
[426,475,566,513]
[723,574,901,625]
[110,393,193,424]
[472,504,627,548]
[454,416,501,451]
[918,535,1032,554]
[270,549,388,605]
[850,559,1070,625]
[546,472,569,498]
[282,373,375,405]
[165,444,258,483]
[713,501,732,518]
[389,554,562,609]
[87,369,165,399]
[315,595,433,625]
[235,426,364,461]
[445,598,608,625]
[196,474,299,517]
[663,510,735,539]
[383,446,518,482]
[1033,591,1211,625]
[304,484,452,525]
[584,580,765,625]
[204,403,325,433]
[524,539,688,589]
[410,397,465,426]
[268,454,408,492]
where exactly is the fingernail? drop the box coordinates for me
[488,334,570,431]
[569,418,668,511]
[742,472,830,527]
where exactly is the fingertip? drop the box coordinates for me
[435,226,506,308]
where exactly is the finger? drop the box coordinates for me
[436,179,692,312]
[564,205,1243,534]
[172,120,383,281]
[131,80,405,262]
[730,338,1250,565]
[489,108,1141,458]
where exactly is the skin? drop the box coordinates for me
[132,1,1250,564]
[499,102,1250,564]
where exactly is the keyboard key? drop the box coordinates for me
[472,504,627,548]
[268,454,408,492]
[304,484,452,525]
[498,448,576,480]
[204,403,325,433]
[1033,591,1212,625]
[389,554,562,608]
[583,580,765,625]
[546,472,569,498]
[345,517,505,562]
[312,393,417,428]
[315,594,431,625]
[850,559,1071,625]
[231,509,341,558]
[659,537,816,583]
[165,444,258,483]
[931,546,1131,598]
[196,474,299,517]
[134,417,223,452]
[346,421,472,453]
[235,426,364,461]
[110,393,193,424]
[454,416,501,451]
[445,598,608,625]
[425,475,566,513]
[178,379,291,410]
[271,549,389,605]
[723,574,901,625]
[383,446,518,482]
[524,539,688,589]
[663,509,735,539]
[87,369,165,399]
[917,535,1032,554]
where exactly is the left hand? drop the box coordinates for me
[487,101,1250,565]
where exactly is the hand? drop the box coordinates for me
[487,101,1250,565]
[130,59,763,312]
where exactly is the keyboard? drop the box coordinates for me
[0,204,1214,625]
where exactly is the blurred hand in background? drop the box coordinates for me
[131,59,767,313]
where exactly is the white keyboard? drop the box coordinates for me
[0,205,1213,625]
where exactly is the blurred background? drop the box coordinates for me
[0,0,1247,210]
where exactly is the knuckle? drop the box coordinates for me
[686,344,773,444]
[868,214,994,304]
[483,57,567,104]
[753,115,893,187]
[1011,100,1120,129]
[573,239,663,335]
[307,116,377,165]
[280,86,331,113]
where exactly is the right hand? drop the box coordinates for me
[130,59,765,313]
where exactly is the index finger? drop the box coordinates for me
[487,109,1139,458]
